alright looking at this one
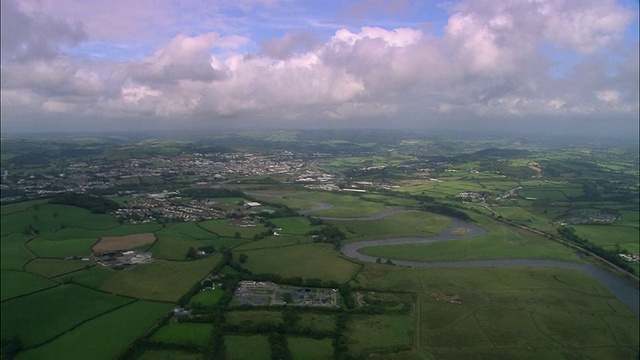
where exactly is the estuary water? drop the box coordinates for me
[252,192,639,314]
[339,216,639,314]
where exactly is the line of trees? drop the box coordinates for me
[181,188,244,198]
[307,225,346,249]
[419,204,472,221]
[557,226,636,274]
[49,192,119,213]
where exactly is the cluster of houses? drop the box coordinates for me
[115,197,225,222]
[1,148,313,203]
[619,253,640,264]
[232,280,339,307]
[564,213,620,225]
[94,250,152,268]
[458,192,485,202]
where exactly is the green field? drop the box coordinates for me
[358,292,414,313]
[572,224,640,253]
[53,266,117,288]
[157,221,218,240]
[225,335,271,360]
[269,217,316,235]
[397,178,490,197]
[0,200,48,216]
[353,265,639,358]
[0,204,120,235]
[26,237,97,258]
[492,206,562,232]
[1,284,134,347]
[199,219,268,239]
[17,300,171,360]
[360,223,578,262]
[43,223,162,241]
[232,234,312,250]
[149,234,201,260]
[360,194,422,207]
[239,243,360,283]
[247,194,317,211]
[226,310,283,328]
[0,270,57,300]
[24,259,91,278]
[156,222,251,251]
[189,288,225,306]
[295,313,337,333]
[1,233,34,270]
[269,190,391,218]
[100,255,222,302]
[520,189,568,201]
[208,197,246,210]
[2,138,638,359]
[288,337,333,360]
[332,210,452,241]
[616,210,640,228]
[346,315,414,357]
[137,350,204,360]
[151,322,212,346]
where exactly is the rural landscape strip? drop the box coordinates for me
[2,132,638,359]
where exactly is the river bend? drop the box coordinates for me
[249,192,639,313]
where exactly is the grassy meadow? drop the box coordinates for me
[295,313,337,333]
[265,190,392,218]
[572,224,640,253]
[100,255,222,302]
[24,259,91,278]
[225,310,283,328]
[288,337,333,360]
[53,266,116,289]
[137,350,204,360]
[238,243,360,283]
[332,210,451,242]
[199,219,268,239]
[360,223,579,262]
[188,288,225,306]
[1,233,35,270]
[151,322,212,346]
[17,300,171,360]
[0,270,57,300]
[2,139,638,359]
[1,284,134,347]
[353,264,639,359]
[224,335,271,360]
[26,237,97,258]
[346,315,414,357]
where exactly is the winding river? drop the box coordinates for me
[340,217,639,314]
[252,192,640,314]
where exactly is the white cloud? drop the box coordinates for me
[121,85,162,104]
[0,0,637,136]
[331,26,422,47]
[596,90,621,103]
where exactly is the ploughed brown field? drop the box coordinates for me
[92,233,156,253]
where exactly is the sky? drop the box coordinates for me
[1,0,638,137]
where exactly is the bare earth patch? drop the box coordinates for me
[93,233,156,253]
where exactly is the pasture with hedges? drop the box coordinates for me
[1,133,638,359]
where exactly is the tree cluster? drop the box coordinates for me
[49,192,119,213]
[557,226,635,274]
[181,188,244,199]
[420,204,471,221]
[307,226,346,249]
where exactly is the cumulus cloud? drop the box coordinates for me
[0,0,638,136]
[130,33,248,85]
[1,0,86,62]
